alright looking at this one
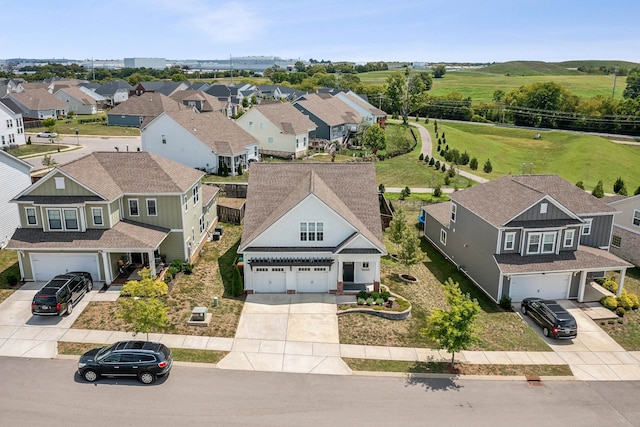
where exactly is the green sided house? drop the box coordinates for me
[7,151,218,284]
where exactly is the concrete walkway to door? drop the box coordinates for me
[216,294,352,375]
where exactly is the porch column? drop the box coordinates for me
[373,260,380,293]
[101,251,112,284]
[148,250,156,277]
[577,271,587,302]
[617,269,627,297]
[231,156,236,176]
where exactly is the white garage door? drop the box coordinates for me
[253,267,286,293]
[296,267,329,293]
[509,273,571,302]
[31,253,100,282]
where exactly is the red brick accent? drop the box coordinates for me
[245,290,254,295]
[329,289,337,294]
[337,281,344,294]
[287,289,296,294]
[373,281,380,292]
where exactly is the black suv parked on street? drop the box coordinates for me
[31,272,93,316]
[521,297,578,339]
[78,341,173,384]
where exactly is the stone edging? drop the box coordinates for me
[337,290,412,320]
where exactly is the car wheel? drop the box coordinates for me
[139,371,156,384]
[66,302,73,315]
[87,281,93,292]
[543,327,550,337]
[83,369,99,382]
[521,305,527,315]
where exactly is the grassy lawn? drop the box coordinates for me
[57,341,227,364]
[0,249,20,289]
[338,224,550,352]
[599,268,640,350]
[28,113,141,137]
[428,121,640,191]
[359,70,627,103]
[5,143,72,157]
[344,358,572,376]
[73,223,245,338]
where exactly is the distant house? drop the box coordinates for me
[3,88,68,120]
[131,81,189,97]
[54,86,99,115]
[293,93,361,144]
[7,151,218,283]
[0,99,26,147]
[170,90,226,113]
[107,92,183,127]
[422,174,632,303]
[95,80,133,107]
[334,90,386,127]
[607,194,640,267]
[0,150,32,248]
[239,162,385,294]
[141,109,259,175]
[236,102,316,159]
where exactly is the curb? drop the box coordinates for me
[352,371,575,381]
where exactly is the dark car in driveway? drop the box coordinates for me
[31,272,93,316]
[521,297,578,339]
[78,341,173,384]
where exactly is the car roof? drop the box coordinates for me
[113,341,164,352]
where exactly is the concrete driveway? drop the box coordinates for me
[517,300,640,380]
[217,294,351,375]
[0,281,118,358]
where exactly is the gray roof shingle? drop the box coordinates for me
[252,102,316,135]
[108,92,183,117]
[294,93,361,126]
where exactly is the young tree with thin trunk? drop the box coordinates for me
[387,208,408,253]
[398,229,422,277]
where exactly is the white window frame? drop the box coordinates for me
[582,218,593,235]
[192,185,199,205]
[47,209,63,230]
[540,203,548,214]
[563,229,575,248]
[611,235,622,248]
[633,210,640,227]
[450,203,457,222]
[63,209,79,230]
[526,232,556,255]
[91,207,103,226]
[45,208,79,231]
[54,177,65,189]
[440,229,447,245]
[199,215,205,233]
[161,134,166,144]
[146,198,157,216]
[362,262,370,270]
[129,198,139,217]
[183,194,188,212]
[503,231,516,251]
[25,207,37,226]
[299,221,324,242]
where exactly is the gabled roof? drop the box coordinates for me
[0,98,21,115]
[138,81,166,92]
[95,80,133,96]
[240,163,384,251]
[450,175,617,228]
[206,84,232,97]
[251,102,316,135]
[188,82,211,91]
[26,151,204,202]
[338,90,386,116]
[108,92,183,117]
[55,86,97,106]
[169,90,226,112]
[0,149,32,173]
[148,109,257,156]
[7,88,67,111]
[294,92,361,126]
[156,81,188,96]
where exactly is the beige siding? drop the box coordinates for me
[20,251,33,281]
[109,200,120,226]
[122,194,183,229]
[83,203,110,229]
[159,231,186,262]
[29,172,96,196]
[17,203,40,229]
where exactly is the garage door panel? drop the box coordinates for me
[31,253,100,282]
[509,273,570,302]
[296,267,328,293]
[253,268,286,293]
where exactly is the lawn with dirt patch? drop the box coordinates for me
[338,224,550,352]
[72,223,245,338]
[0,249,20,291]
[5,143,72,157]
[344,358,572,376]
[599,268,640,350]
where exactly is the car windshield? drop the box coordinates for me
[557,318,576,327]
[96,343,118,360]
[34,295,56,304]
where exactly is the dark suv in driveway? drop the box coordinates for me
[31,272,93,316]
[78,341,173,384]
[521,297,578,339]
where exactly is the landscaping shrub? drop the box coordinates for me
[483,159,493,173]
[419,153,424,161]
[370,291,380,301]
[627,293,639,310]
[433,185,442,197]
[357,297,366,305]
[163,272,173,283]
[469,157,478,170]
[600,295,618,310]
[167,266,179,277]
[575,180,585,189]
[170,259,184,271]
[424,155,429,163]
[616,307,626,317]
[591,180,605,198]
[365,297,374,306]
[183,263,194,275]
[375,298,385,306]
[357,290,368,300]
[617,294,634,311]
[602,279,618,293]
[381,291,391,301]
[499,295,512,310]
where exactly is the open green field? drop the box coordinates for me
[359,70,627,103]
[28,113,141,137]
[429,121,640,191]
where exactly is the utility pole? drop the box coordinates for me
[230,54,233,85]
[611,65,619,99]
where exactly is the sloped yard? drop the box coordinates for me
[73,223,244,337]
[600,268,640,350]
[338,229,550,352]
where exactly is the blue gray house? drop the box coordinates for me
[422,174,632,303]
[293,93,361,143]
[107,92,184,127]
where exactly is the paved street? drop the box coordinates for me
[1,357,639,426]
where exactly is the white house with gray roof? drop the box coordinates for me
[0,150,32,248]
[7,152,219,284]
[0,99,26,147]
[141,109,259,175]
[423,174,632,303]
[239,163,386,294]
[4,88,68,120]
[334,90,387,127]
[236,102,317,159]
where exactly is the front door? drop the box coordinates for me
[343,262,354,282]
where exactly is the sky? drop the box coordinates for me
[2,0,639,64]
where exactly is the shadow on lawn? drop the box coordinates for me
[217,239,241,298]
